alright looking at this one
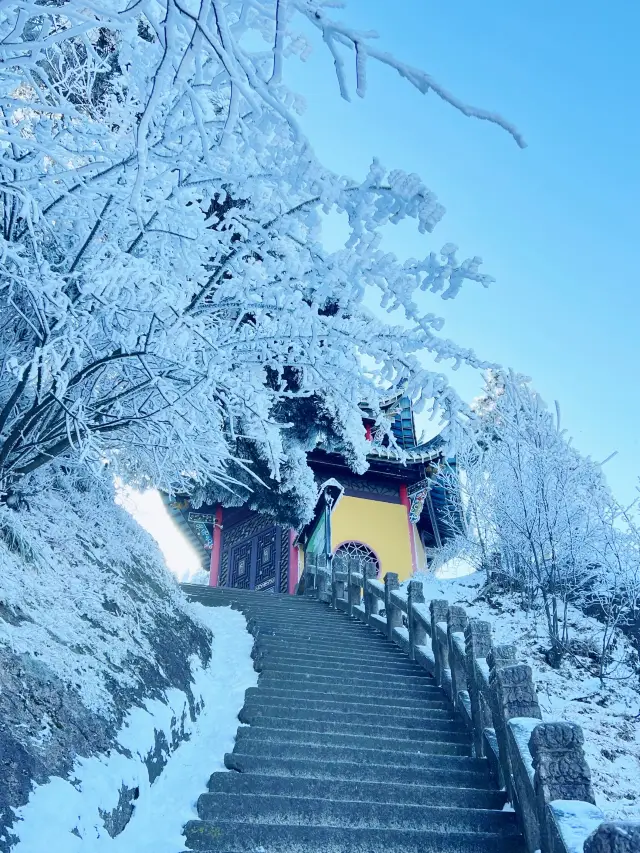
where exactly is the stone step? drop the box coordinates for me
[230,739,476,765]
[246,613,370,624]
[253,629,393,647]
[182,821,523,852]
[251,624,372,637]
[253,639,418,660]
[234,724,469,753]
[196,792,521,835]
[205,771,508,810]
[257,669,441,691]
[244,686,450,710]
[258,648,414,671]
[253,630,390,645]
[238,710,465,738]
[255,678,444,702]
[258,655,427,676]
[245,614,386,626]
[240,702,455,727]
[251,623,392,638]
[183,592,319,607]
[185,599,326,615]
[182,585,519,853]
[184,596,317,609]
[248,615,377,628]
[224,753,492,788]
[255,638,409,658]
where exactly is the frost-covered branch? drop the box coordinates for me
[0,0,522,521]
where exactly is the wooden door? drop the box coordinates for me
[228,525,281,592]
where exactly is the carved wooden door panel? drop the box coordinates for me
[254,528,280,592]
[229,539,252,590]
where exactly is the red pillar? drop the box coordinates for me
[209,506,223,587]
[399,484,418,575]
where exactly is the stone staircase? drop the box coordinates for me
[181,584,524,853]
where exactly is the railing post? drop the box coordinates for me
[362,566,377,622]
[304,553,317,597]
[331,554,345,610]
[491,661,542,801]
[384,572,400,642]
[429,599,449,687]
[486,645,519,787]
[529,722,596,853]
[407,580,425,661]
[316,553,326,601]
[464,619,493,758]
[347,557,361,617]
[447,605,469,710]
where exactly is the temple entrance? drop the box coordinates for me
[219,508,289,592]
[228,527,280,592]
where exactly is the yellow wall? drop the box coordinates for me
[330,495,414,583]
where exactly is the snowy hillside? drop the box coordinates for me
[11,605,256,853]
[414,570,640,822]
[0,470,214,851]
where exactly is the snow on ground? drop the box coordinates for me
[412,569,640,821]
[12,604,256,853]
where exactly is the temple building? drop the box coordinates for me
[165,397,454,592]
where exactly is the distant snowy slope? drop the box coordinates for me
[0,470,213,852]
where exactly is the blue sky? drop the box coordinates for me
[285,0,640,505]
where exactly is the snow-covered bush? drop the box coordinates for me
[0,0,522,522]
[437,371,640,671]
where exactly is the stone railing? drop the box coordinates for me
[304,564,640,853]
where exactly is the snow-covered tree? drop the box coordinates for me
[0,0,523,519]
[587,493,640,681]
[438,371,621,664]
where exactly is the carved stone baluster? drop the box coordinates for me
[464,619,492,757]
[313,553,324,602]
[429,599,449,687]
[348,557,362,617]
[487,648,527,791]
[447,605,469,710]
[304,553,317,596]
[529,722,596,853]
[362,565,377,624]
[584,822,640,853]
[494,662,543,811]
[384,573,400,642]
[407,580,425,661]
[331,553,344,610]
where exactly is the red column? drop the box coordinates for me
[208,506,223,587]
[399,484,418,575]
[288,529,299,595]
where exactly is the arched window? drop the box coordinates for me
[334,541,380,577]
